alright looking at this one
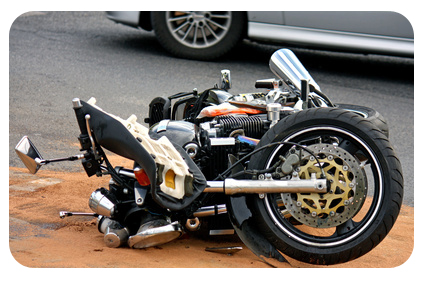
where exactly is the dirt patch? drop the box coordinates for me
[9,166,414,268]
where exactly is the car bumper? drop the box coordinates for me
[106,11,140,27]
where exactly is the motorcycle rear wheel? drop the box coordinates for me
[248,107,403,265]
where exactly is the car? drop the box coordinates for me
[105,11,414,60]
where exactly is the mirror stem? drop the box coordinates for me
[36,154,85,165]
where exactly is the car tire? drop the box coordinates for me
[151,11,245,60]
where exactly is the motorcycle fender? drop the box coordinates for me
[226,195,288,265]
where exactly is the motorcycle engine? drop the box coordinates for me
[149,114,267,179]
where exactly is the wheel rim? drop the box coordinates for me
[282,143,368,228]
[263,126,383,247]
[165,11,232,49]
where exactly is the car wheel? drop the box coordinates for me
[151,11,245,60]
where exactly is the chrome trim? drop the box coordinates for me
[269,48,320,93]
[59,211,98,218]
[104,225,130,248]
[193,204,227,217]
[88,190,116,217]
[224,177,326,195]
[117,168,135,179]
[210,137,235,146]
[204,178,326,194]
[185,217,200,231]
[249,22,413,57]
[157,119,170,133]
[128,220,182,249]
[72,97,82,109]
[267,103,282,127]
[97,216,129,248]
[184,142,199,159]
[220,69,231,90]
[204,181,224,193]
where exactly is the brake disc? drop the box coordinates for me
[282,143,367,228]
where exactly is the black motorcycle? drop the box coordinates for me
[15,48,403,265]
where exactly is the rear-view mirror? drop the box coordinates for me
[15,136,43,174]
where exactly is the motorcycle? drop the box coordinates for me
[15,48,403,265]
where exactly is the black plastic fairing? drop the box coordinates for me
[79,100,207,211]
[80,101,157,189]
[226,195,288,265]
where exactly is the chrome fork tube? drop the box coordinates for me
[204,176,327,195]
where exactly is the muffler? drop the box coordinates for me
[97,216,130,248]
[89,188,117,218]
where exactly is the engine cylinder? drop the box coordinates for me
[215,115,264,138]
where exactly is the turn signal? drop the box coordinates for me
[165,169,176,190]
[134,167,151,186]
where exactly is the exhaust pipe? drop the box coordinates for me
[97,216,129,248]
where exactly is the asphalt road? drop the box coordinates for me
[8,11,414,205]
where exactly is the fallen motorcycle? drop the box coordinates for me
[15,49,403,265]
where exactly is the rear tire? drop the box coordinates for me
[248,107,403,265]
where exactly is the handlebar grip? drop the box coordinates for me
[255,79,281,89]
[255,80,273,89]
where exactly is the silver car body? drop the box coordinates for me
[106,11,414,57]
